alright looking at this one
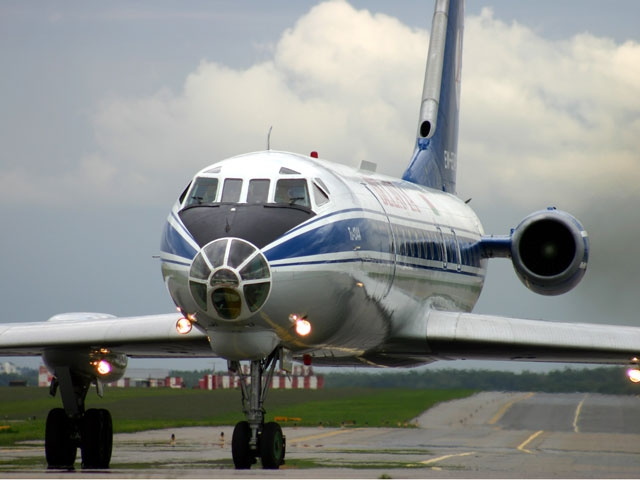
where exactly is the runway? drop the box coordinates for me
[2,392,640,478]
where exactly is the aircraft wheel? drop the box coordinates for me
[45,408,77,469]
[232,421,254,469]
[260,421,285,469]
[81,408,113,469]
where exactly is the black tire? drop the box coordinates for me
[260,422,285,469]
[45,408,77,469]
[81,408,113,469]
[232,421,253,469]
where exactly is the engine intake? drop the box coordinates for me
[511,209,589,295]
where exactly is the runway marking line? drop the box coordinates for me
[573,394,588,433]
[420,451,476,466]
[517,430,544,454]
[288,428,365,444]
[488,392,535,425]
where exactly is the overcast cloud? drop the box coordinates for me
[1,1,639,370]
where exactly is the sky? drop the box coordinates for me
[1,1,640,373]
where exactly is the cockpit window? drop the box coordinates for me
[221,178,243,203]
[275,179,310,207]
[184,175,323,209]
[185,177,218,206]
[313,182,329,206]
[247,179,270,203]
[178,182,192,203]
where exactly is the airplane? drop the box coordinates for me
[2,0,640,471]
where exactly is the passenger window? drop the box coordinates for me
[221,178,243,203]
[186,177,218,206]
[274,179,310,207]
[247,179,270,203]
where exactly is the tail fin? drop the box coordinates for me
[402,0,464,194]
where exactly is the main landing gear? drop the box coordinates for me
[229,348,286,469]
[45,367,113,469]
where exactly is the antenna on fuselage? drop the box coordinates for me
[267,126,273,150]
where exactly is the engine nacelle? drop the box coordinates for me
[43,348,128,385]
[511,208,589,296]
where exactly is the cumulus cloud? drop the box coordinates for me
[2,0,639,217]
[458,8,640,212]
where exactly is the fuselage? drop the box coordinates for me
[159,150,487,364]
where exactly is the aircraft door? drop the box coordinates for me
[362,185,396,298]
[451,228,462,272]
[436,226,447,269]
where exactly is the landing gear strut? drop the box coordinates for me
[229,348,286,469]
[45,367,113,469]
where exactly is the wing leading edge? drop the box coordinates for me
[0,314,211,357]
[423,311,640,364]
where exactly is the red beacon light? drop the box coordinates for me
[310,151,318,158]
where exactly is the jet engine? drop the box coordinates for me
[510,208,589,295]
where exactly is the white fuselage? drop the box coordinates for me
[160,151,487,364]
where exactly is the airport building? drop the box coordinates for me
[37,365,323,390]
[38,366,183,388]
[197,365,324,390]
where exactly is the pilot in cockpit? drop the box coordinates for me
[274,180,309,206]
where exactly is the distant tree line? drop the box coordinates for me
[171,366,640,394]
[3,366,638,395]
[322,367,639,394]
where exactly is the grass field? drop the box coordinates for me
[0,386,475,446]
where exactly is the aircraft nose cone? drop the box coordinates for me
[188,238,271,321]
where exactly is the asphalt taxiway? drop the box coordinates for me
[2,391,640,478]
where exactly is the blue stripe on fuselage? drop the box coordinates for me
[270,256,482,278]
[264,216,390,262]
[264,213,483,271]
[160,218,198,260]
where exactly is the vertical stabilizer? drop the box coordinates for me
[402,0,464,194]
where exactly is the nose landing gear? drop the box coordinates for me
[229,348,287,469]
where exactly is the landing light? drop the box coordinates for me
[96,360,112,376]
[289,314,312,337]
[176,317,193,334]
[626,368,640,383]
[295,319,311,336]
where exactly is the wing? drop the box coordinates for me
[0,313,211,358]
[422,311,640,364]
